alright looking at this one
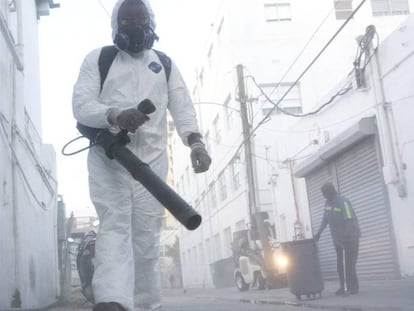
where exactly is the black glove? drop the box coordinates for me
[108,108,147,133]
[190,143,211,173]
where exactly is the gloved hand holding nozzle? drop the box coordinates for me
[107,100,155,133]
[190,143,211,173]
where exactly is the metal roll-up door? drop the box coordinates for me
[306,136,398,279]
[335,137,398,278]
[306,165,337,279]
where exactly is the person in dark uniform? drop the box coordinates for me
[314,182,360,295]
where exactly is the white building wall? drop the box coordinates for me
[281,16,414,276]
[375,17,414,275]
[171,0,414,287]
[0,0,59,307]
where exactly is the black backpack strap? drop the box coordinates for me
[154,49,172,82]
[98,45,118,92]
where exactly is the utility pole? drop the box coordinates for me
[237,64,257,216]
[236,64,274,275]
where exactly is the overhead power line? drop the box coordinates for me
[194,0,369,197]
[248,75,353,117]
[219,0,368,170]
[249,6,335,123]
[263,7,335,100]
[249,0,367,135]
[97,0,111,17]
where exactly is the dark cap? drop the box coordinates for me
[321,182,337,200]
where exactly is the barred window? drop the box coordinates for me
[264,2,292,22]
[260,82,302,116]
[371,0,410,16]
[218,170,227,201]
[334,0,353,19]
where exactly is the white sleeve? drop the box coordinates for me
[167,60,201,146]
[72,48,112,129]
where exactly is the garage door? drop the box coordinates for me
[306,137,398,279]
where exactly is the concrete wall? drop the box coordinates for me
[0,0,59,308]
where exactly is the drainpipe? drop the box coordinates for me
[367,25,406,196]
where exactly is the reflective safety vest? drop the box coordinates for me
[325,201,354,219]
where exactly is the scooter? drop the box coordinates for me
[76,230,97,303]
[68,229,97,303]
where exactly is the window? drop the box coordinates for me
[260,82,302,116]
[264,3,292,22]
[334,0,353,19]
[231,156,241,190]
[371,0,410,16]
[218,170,227,201]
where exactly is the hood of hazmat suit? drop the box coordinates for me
[112,0,156,39]
[72,1,201,310]
[112,0,158,54]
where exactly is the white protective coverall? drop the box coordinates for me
[72,0,200,310]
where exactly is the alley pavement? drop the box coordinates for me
[179,277,414,310]
[45,277,414,311]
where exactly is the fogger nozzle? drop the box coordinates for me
[76,99,202,230]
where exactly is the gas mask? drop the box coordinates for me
[114,0,158,54]
[114,24,157,53]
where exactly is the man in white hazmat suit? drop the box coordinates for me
[72,0,211,310]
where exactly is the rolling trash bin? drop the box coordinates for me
[281,239,323,300]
